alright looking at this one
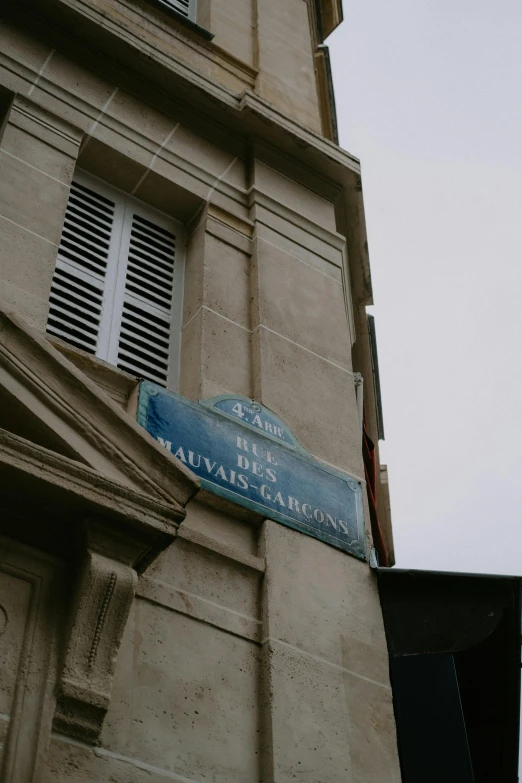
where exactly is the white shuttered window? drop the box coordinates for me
[158,0,196,22]
[47,172,185,389]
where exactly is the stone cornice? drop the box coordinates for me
[0,308,199,506]
[248,187,347,257]
[318,0,343,40]
[8,0,357,172]
[3,0,374,304]
[0,428,184,550]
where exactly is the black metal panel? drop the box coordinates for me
[377,568,521,782]
[455,605,521,783]
[377,568,516,656]
[391,654,475,783]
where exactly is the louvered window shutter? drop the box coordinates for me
[158,0,195,21]
[107,209,178,387]
[47,180,121,355]
[47,173,184,389]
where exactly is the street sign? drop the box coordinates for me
[137,382,366,559]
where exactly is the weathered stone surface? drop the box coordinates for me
[54,551,137,743]
[343,670,402,783]
[100,598,260,783]
[0,2,399,780]
[0,95,82,327]
[0,219,58,328]
[252,160,337,232]
[256,0,323,131]
[252,325,363,476]
[0,570,32,720]
[147,533,261,619]
[252,237,352,369]
[260,640,353,782]
[181,307,252,401]
[183,225,251,330]
[183,499,259,555]
[262,521,387,671]
[0,539,64,783]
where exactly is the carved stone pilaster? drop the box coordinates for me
[53,550,137,743]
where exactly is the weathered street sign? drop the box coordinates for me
[137,383,366,559]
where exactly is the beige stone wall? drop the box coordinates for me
[2,0,325,134]
[255,0,322,132]
[0,8,400,783]
[0,537,65,782]
[0,91,81,327]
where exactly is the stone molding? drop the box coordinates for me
[0,307,200,745]
[137,573,262,643]
[6,93,83,158]
[49,336,138,408]
[0,308,198,505]
[0,428,185,561]
[205,203,254,245]
[0,7,373,303]
[178,524,265,574]
[2,1,361,184]
[248,187,347,258]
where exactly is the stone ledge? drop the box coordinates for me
[178,524,265,573]
[0,309,199,506]
[145,0,214,41]
[1,3,374,304]
[249,187,346,254]
[137,575,262,642]
[49,336,138,408]
[0,428,184,551]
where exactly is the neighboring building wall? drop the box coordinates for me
[0,3,400,783]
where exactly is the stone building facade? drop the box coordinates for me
[0,0,401,780]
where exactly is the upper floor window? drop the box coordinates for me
[158,0,197,23]
[46,172,185,389]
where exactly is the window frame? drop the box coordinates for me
[50,169,186,393]
[157,0,198,24]
[148,0,214,40]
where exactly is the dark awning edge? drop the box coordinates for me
[376,566,521,783]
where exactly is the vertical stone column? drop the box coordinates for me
[0,95,82,327]
[180,203,254,402]
[249,158,360,477]
[254,0,322,132]
[249,159,402,781]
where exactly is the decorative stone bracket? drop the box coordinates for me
[0,425,193,745]
[0,308,200,745]
[53,546,137,743]
[0,433,193,744]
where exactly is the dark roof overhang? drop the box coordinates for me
[376,566,521,783]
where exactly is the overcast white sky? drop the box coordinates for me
[330,0,522,577]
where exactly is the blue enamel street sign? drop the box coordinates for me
[137,383,366,560]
